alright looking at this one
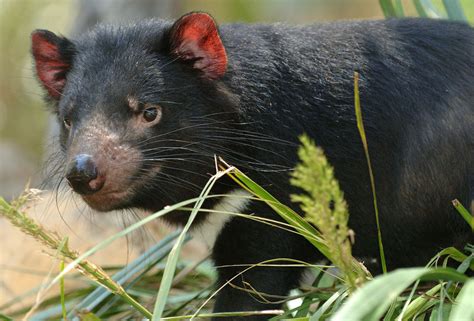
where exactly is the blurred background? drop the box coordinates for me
[1,0,474,313]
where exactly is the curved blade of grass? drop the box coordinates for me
[221,163,327,254]
[310,288,348,321]
[452,199,474,231]
[397,246,473,320]
[383,300,402,321]
[181,206,321,242]
[435,246,474,270]
[46,194,226,287]
[331,267,468,321]
[151,165,234,320]
[442,0,467,21]
[194,257,317,319]
[448,279,474,321]
[413,0,445,18]
[25,234,181,320]
[275,295,314,319]
[354,72,387,274]
[397,283,442,321]
[455,248,474,272]
[221,160,369,278]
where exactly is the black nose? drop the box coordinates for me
[66,154,104,195]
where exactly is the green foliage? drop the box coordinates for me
[3,162,473,320]
[449,279,474,321]
[453,199,474,230]
[0,192,153,318]
[224,159,371,286]
[332,267,469,321]
[152,166,233,320]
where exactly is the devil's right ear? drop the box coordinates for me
[31,30,75,101]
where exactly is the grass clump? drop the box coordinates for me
[0,190,153,319]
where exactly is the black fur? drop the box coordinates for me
[33,16,474,319]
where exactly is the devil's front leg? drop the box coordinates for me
[210,202,317,320]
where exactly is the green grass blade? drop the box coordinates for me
[449,279,474,321]
[222,162,369,279]
[151,166,233,320]
[332,267,468,321]
[378,0,403,17]
[393,0,405,16]
[436,246,470,263]
[354,72,387,274]
[48,194,222,286]
[442,0,467,21]
[0,314,14,321]
[383,301,401,321]
[413,0,445,18]
[397,283,442,320]
[310,288,347,321]
[379,0,397,17]
[452,199,474,230]
[225,166,328,253]
[455,248,474,272]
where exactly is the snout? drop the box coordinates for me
[66,154,105,195]
[63,121,147,211]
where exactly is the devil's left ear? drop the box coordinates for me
[31,30,75,100]
[168,12,227,80]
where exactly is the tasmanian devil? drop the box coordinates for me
[31,12,473,319]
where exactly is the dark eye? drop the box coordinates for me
[143,107,159,122]
[63,117,72,129]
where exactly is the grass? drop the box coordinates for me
[354,72,387,274]
[1,166,472,320]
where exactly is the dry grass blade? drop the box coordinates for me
[354,71,387,274]
[0,191,153,319]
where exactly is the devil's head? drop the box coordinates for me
[31,13,239,218]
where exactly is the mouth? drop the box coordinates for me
[81,190,132,212]
[72,163,161,212]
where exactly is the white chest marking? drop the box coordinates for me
[191,189,251,249]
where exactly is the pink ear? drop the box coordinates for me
[31,30,72,100]
[169,13,227,80]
